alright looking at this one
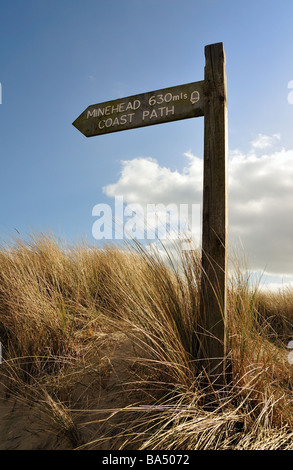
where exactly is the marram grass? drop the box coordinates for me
[0,233,292,449]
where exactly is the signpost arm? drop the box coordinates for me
[200,42,228,384]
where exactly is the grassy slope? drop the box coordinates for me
[0,233,292,449]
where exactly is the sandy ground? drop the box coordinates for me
[0,332,150,450]
[0,389,71,450]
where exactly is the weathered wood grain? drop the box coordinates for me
[200,42,228,384]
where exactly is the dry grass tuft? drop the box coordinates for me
[0,233,292,449]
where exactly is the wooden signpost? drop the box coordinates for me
[73,42,228,383]
[201,43,228,384]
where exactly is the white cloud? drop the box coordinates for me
[104,154,203,205]
[102,135,293,280]
[228,145,293,276]
[250,133,280,150]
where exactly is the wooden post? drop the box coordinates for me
[200,43,228,384]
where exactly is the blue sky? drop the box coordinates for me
[1,0,293,289]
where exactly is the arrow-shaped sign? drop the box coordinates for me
[72,81,204,137]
